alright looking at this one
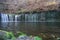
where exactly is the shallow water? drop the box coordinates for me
[0,22,60,35]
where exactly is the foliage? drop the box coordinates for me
[0,30,16,40]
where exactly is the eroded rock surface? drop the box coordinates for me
[0,0,60,13]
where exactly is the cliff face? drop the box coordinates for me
[0,0,60,13]
[17,0,59,12]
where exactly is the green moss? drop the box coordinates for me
[0,30,16,40]
[34,36,42,40]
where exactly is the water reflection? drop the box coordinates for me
[0,22,60,35]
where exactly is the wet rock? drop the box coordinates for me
[16,35,29,40]
[0,30,16,40]
[16,35,42,40]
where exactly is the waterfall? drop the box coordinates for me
[1,13,9,22]
[40,13,45,22]
[9,15,14,22]
[33,14,37,22]
[15,15,18,22]
[25,14,28,22]
[27,14,31,22]
[25,14,38,22]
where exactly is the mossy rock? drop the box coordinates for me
[0,30,16,40]
[34,36,42,40]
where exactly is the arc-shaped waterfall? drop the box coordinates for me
[0,12,57,22]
